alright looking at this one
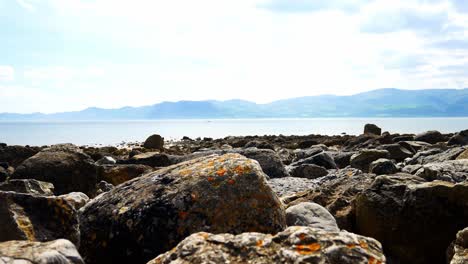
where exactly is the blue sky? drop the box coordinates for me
[1,0,468,113]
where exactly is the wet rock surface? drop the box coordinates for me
[149,226,385,264]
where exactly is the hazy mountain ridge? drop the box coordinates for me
[2,88,468,120]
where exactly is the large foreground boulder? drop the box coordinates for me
[12,148,97,196]
[149,226,386,264]
[355,175,468,264]
[0,191,79,245]
[0,239,83,264]
[79,153,286,264]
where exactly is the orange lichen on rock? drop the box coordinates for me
[359,240,369,249]
[298,233,306,241]
[207,176,215,182]
[216,168,227,176]
[295,243,321,255]
[234,165,244,175]
[256,240,263,247]
[227,179,235,185]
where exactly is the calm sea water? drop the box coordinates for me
[1,118,468,146]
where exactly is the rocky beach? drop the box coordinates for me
[0,125,467,264]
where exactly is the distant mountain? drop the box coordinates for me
[2,88,468,120]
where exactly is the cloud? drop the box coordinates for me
[0,65,14,81]
[257,0,370,13]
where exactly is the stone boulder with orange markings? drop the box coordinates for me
[78,153,286,264]
[147,226,386,264]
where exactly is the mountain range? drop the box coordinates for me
[2,88,468,120]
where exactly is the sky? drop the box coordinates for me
[1,0,468,113]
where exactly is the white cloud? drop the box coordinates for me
[0,66,14,81]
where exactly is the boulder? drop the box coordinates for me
[448,129,468,146]
[97,164,153,186]
[285,202,339,232]
[0,239,84,264]
[268,177,318,198]
[0,145,39,168]
[238,148,289,178]
[350,149,390,172]
[369,158,397,175]
[292,147,324,162]
[405,147,466,165]
[244,140,275,150]
[355,175,468,264]
[95,156,116,165]
[378,143,414,162]
[12,148,97,196]
[330,151,355,168]
[448,227,468,264]
[286,164,328,179]
[414,130,446,144]
[414,159,468,182]
[0,179,54,195]
[149,226,385,264]
[58,192,89,210]
[290,152,337,170]
[143,134,164,150]
[363,123,382,136]
[120,152,172,167]
[277,148,294,165]
[0,191,79,245]
[79,153,286,264]
[286,173,377,231]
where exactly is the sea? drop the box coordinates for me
[1,118,468,146]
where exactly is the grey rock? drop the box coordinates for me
[268,177,318,198]
[369,158,398,175]
[448,129,468,146]
[330,151,355,169]
[448,227,468,264]
[0,239,84,264]
[286,164,328,179]
[406,147,466,165]
[120,152,172,167]
[95,156,116,165]
[290,152,337,170]
[350,149,390,172]
[379,143,414,162]
[149,226,385,264]
[58,192,89,210]
[414,159,468,182]
[285,202,339,232]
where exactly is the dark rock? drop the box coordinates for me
[350,149,390,172]
[238,148,289,178]
[414,130,446,144]
[277,148,294,165]
[392,135,415,142]
[286,164,328,179]
[0,239,84,264]
[292,147,325,162]
[149,226,385,264]
[0,162,8,170]
[369,158,398,175]
[12,148,97,196]
[0,191,79,245]
[330,151,355,168]
[79,154,286,264]
[398,140,431,153]
[0,145,39,168]
[448,129,468,146]
[355,175,468,264]
[297,139,318,149]
[0,179,54,195]
[143,134,164,150]
[285,202,339,232]
[96,180,113,194]
[364,123,382,136]
[128,149,142,158]
[405,147,466,165]
[379,143,414,162]
[286,173,377,231]
[290,152,337,170]
[97,164,153,186]
[120,152,172,167]
[244,140,274,150]
[0,167,8,182]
